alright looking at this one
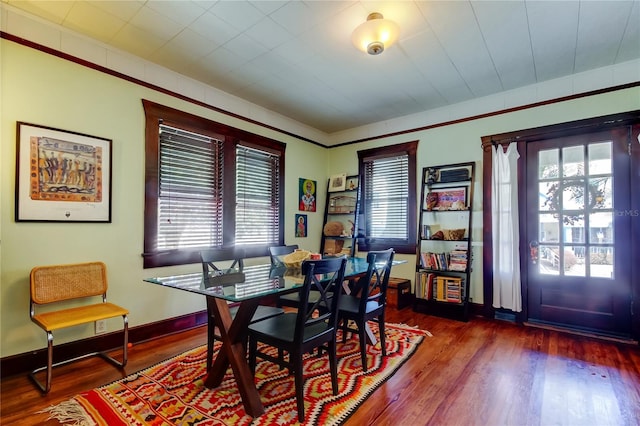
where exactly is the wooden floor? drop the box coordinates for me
[2,308,639,425]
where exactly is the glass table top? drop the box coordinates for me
[144,257,405,302]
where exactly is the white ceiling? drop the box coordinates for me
[4,0,640,134]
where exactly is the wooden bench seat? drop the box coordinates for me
[29,261,128,393]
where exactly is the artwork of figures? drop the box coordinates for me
[295,214,307,237]
[299,178,316,212]
[16,122,112,222]
[33,137,103,202]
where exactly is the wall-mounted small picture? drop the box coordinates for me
[299,178,316,212]
[328,173,347,192]
[295,214,307,237]
[424,187,467,211]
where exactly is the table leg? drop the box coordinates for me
[203,297,264,417]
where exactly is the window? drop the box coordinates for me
[143,100,285,268]
[157,125,224,251]
[358,141,418,254]
[235,144,281,245]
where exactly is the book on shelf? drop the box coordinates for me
[421,249,469,272]
[420,251,448,271]
[415,271,435,300]
[448,248,468,271]
[435,276,463,303]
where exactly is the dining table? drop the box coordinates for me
[144,256,405,418]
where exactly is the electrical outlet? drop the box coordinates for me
[95,320,107,335]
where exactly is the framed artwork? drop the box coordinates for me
[15,122,112,222]
[299,178,317,212]
[424,187,467,211]
[295,214,307,237]
[346,176,358,190]
[328,173,347,192]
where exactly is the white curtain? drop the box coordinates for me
[492,144,522,312]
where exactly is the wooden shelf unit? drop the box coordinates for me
[320,175,361,257]
[414,162,475,322]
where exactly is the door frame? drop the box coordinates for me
[480,110,640,340]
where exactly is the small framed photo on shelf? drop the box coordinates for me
[328,173,347,192]
[424,187,467,211]
[346,176,358,191]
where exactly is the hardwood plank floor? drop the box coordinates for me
[2,309,639,425]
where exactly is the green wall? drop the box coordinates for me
[0,40,327,357]
[326,87,640,306]
[2,38,638,359]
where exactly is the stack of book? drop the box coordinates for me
[448,249,468,271]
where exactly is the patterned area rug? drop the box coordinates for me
[43,322,430,425]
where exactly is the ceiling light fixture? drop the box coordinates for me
[351,12,400,55]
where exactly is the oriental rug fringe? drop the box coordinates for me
[43,322,430,425]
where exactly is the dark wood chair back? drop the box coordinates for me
[200,247,245,276]
[358,249,395,312]
[296,256,347,340]
[268,244,299,265]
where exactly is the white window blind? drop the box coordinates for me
[158,124,223,250]
[235,145,280,245]
[363,154,409,240]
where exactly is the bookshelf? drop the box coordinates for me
[414,162,475,321]
[320,174,361,257]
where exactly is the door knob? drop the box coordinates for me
[529,241,539,264]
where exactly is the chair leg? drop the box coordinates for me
[294,351,305,421]
[329,340,338,395]
[28,331,58,393]
[379,314,386,358]
[45,331,53,392]
[358,322,368,372]
[30,319,128,394]
[121,315,129,367]
[341,317,348,343]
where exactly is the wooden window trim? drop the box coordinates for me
[357,141,418,254]
[142,100,285,268]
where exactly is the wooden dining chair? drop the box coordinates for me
[200,247,283,371]
[338,248,394,372]
[247,256,347,422]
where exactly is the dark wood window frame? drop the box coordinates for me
[142,100,286,268]
[357,141,418,254]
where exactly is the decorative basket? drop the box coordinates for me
[443,229,466,240]
[323,221,344,236]
[282,249,311,268]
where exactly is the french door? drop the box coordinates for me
[525,128,633,336]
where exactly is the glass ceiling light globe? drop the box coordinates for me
[351,12,400,55]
